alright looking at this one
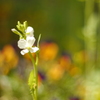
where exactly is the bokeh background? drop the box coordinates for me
[0,0,100,100]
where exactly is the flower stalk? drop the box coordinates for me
[11,21,41,100]
[28,52,37,100]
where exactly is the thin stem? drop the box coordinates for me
[34,52,39,100]
[84,0,95,74]
[36,34,41,66]
[29,52,35,68]
[37,34,41,48]
[28,52,38,100]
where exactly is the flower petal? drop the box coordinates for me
[25,26,34,37]
[30,47,39,53]
[26,36,35,47]
[20,49,29,55]
[18,39,27,49]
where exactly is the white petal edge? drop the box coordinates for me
[30,47,39,53]
[20,49,29,55]
[18,39,27,49]
[25,26,34,37]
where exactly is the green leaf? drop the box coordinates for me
[28,70,36,97]
[28,70,34,85]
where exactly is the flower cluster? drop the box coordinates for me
[11,21,39,55]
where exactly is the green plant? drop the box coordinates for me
[11,21,41,100]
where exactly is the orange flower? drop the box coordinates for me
[40,42,59,61]
[47,63,64,81]
[0,45,19,74]
[59,55,71,71]
[69,65,81,77]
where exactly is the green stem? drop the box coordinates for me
[84,0,95,74]
[29,52,38,100]
[28,34,41,100]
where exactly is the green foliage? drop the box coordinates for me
[28,70,36,97]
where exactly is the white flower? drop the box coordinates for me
[25,26,34,37]
[18,36,39,55]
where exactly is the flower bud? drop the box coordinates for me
[11,28,21,36]
[24,21,28,30]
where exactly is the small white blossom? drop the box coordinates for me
[18,36,39,55]
[25,26,34,37]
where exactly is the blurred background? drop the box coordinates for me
[0,0,100,100]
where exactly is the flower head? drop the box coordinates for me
[11,21,40,55]
[18,36,39,55]
[11,21,34,39]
